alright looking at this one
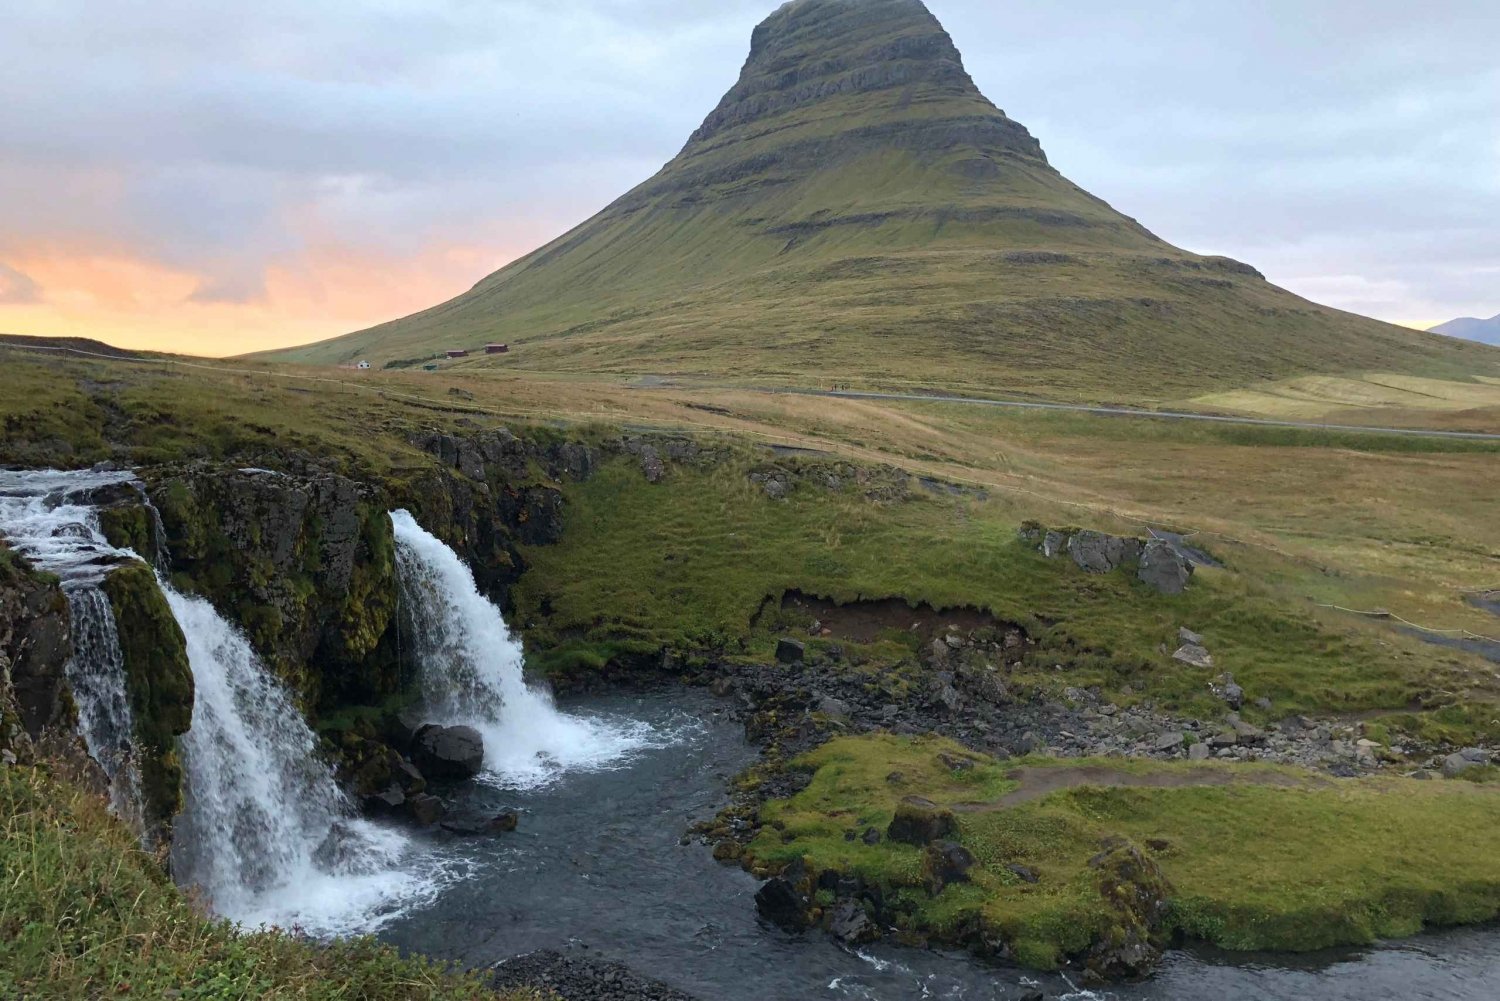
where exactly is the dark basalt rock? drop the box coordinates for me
[922,840,975,893]
[776,637,806,664]
[492,949,701,1001]
[755,876,808,931]
[412,724,485,780]
[0,547,74,748]
[886,795,957,846]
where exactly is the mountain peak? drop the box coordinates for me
[684,0,1041,161]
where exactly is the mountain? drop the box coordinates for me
[271,0,1500,400]
[1432,314,1500,347]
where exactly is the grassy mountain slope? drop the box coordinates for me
[271,0,1499,400]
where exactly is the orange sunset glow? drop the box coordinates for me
[0,242,519,357]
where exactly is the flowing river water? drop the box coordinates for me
[371,688,1499,1001]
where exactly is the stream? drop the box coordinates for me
[372,689,1499,1001]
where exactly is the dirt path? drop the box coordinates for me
[954,764,1331,812]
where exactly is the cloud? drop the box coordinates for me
[0,263,40,304]
[0,0,1495,348]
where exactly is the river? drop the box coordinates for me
[374,689,1500,1001]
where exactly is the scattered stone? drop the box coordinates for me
[638,445,665,483]
[363,784,405,814]
[937,751,977,772]
[441,810,519,837]
[1005,863,1040,884]
[1178,627,1204,646]
[1442,750,1490,778]
[1172,644,1214,669]
[1188,743,1211,761]
[1138,539,1193,594]
[1069,531,1142,575]
[412,724,485,780]
[923,840,975,893]
[492,949,699,1001]
[407,792,446,826]
[861,827,882,845]
[827,900,878,944]
[1254,696,1274,712]
[886,796,957,846]
[1154,732,1185,753]
[776,638,806,664]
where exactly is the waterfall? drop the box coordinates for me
[165,582,444,935]
[0,469,147,830]
[391,509,655,788]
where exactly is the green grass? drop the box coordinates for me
[513,456,1486,731]
[0,765,546,1000]
[749,735,1500,968]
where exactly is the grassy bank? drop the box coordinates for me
[0,764,545,1000]
[746,734,1500,969]
[513,456,1493,739]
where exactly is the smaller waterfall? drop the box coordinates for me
[167,583,446,935]
[391,510,658,788]
[0,469,147,828]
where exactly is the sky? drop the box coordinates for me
[1,0,1496,357]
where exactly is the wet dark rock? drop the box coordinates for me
[407,792,446,826]
[887,796,957,846]
[827,899,878,944]
[776,638,806,664]
[1006,863,1040,884]
[363,784,406,814]
[492,949,700,1001]
[442,810,520,836]
[755,877,808,931]
[413,724,485,779]
[861,827,882,845]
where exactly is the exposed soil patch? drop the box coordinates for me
[767,589,1012,645]
[956,764,1330,812]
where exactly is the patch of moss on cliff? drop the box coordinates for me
[96,504,155,564]
[100,563,193,834]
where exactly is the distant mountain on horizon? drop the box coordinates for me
[268,0,1500,400]
[1432,314,1500,347]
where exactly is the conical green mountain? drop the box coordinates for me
[275,0,1499,399]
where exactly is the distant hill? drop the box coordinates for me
[1432,314,1500,347]
[268,0,1500,400]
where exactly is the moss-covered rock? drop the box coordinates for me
[1084,837,1173,979]
[100,563,193,836]
[0,544,75,755]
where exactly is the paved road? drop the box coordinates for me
[777,388,1500,442]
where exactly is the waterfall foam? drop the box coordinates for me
[165,582,454,935]
[391,509,659,788]
[0,469,147,829]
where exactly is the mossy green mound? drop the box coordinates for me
[0,764,544,1000]
[100,562,193,835]
[748,735,1500,969]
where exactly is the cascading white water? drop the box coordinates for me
[391,509,656,788]
[165,582,448,935]
[0,469,147,828]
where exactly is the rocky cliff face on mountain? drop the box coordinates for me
[273,0,1497,399]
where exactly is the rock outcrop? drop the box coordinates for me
[0,546,75,759]
[413,723,485,780]
[100,563,194,836]
[1021,523,1197,595]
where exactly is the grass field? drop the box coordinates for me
[746,734,1500,969]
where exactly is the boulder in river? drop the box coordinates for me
[755,877,808,931]
[407,792,446,826]
[413,724,485,780]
